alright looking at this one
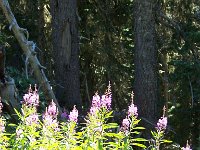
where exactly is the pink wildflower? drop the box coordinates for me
[90,93,112,115]
[182,141,192,150]
[47,100,57,118]
[156,117,167,131]
[23,85,39,107]
[101,94,112,109]
[69,106,78,123]
[42,109,59,131]
[92,94,101,108]
[0,118,5,133]
[90,93,101,115]
[16,128,23,138]
[120,118,130,135]
[0,97,3,114]
[42,111,53,126]
[25,114,39,125]
[90,106,98,115]
[128,103,138,118]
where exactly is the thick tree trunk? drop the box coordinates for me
[134,0,158,136]
[50,0,81,109]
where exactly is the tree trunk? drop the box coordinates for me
[134,0,158,136]
[0,46,5,83]
[50,0,81,110]
[0,46,20,119]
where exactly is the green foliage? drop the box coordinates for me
[158,0,200,147]
[79,0,134,108]
[7,67,35,94]
[0,87,175,149]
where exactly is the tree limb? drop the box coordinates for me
[0,0,61,112]
[156,10,186,39]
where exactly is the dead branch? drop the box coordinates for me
[0,0,61,112]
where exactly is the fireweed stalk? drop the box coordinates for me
[0,98,5,133]
[120,92,146,149]
[14,85,40,149]
[150,106,171,150]
[89,83,112,116]
[82,83,117,149]
[40,100,60,149]
[60,106,79,149]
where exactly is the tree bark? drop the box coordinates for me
[0,78,20,119]
[0,46,5,83]
[0,45,20,118]
[134,0,158,136]
[0,0,61,112]
[50,0,81,109]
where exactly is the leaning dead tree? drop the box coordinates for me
[0,0,61,112]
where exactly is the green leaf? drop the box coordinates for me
[132,126,145,130]
[160,139,173,143]
[130,138,148,142]
[8,123,17,127]
[131,143,147,148]
[14,108,22,119]
[104,111,113,119]
[105,132,124,139]
[131,131,140,135]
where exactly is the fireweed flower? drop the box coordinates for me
[182,146,192,150]
[16,128,23,138]
[43,111,53,126]
[120,118,130,135]
[42,100,59,131]
[41,100,58,131]
[102,82,112,110]
[25,114,39,125]
[43,109,54,125]
[69,106,78,123]
[90,92,112,115]
[47,100,58,118]
[156,117,167,131]
[42,110,59,131]
[0,98,5,133]
[90,106,98,115]
[156,106,167,131]
[0,118,5,133]
[122,118,130,128]
[90,94,100,115]
[23,85,39,107]
[101,94,112,109]
[182,141,192,150]
[128,103,138,118]
[92,94,101,108]
[0,97,3,114]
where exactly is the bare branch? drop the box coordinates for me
[0,0,61,113]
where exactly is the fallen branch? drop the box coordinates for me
[0,0,61,112]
